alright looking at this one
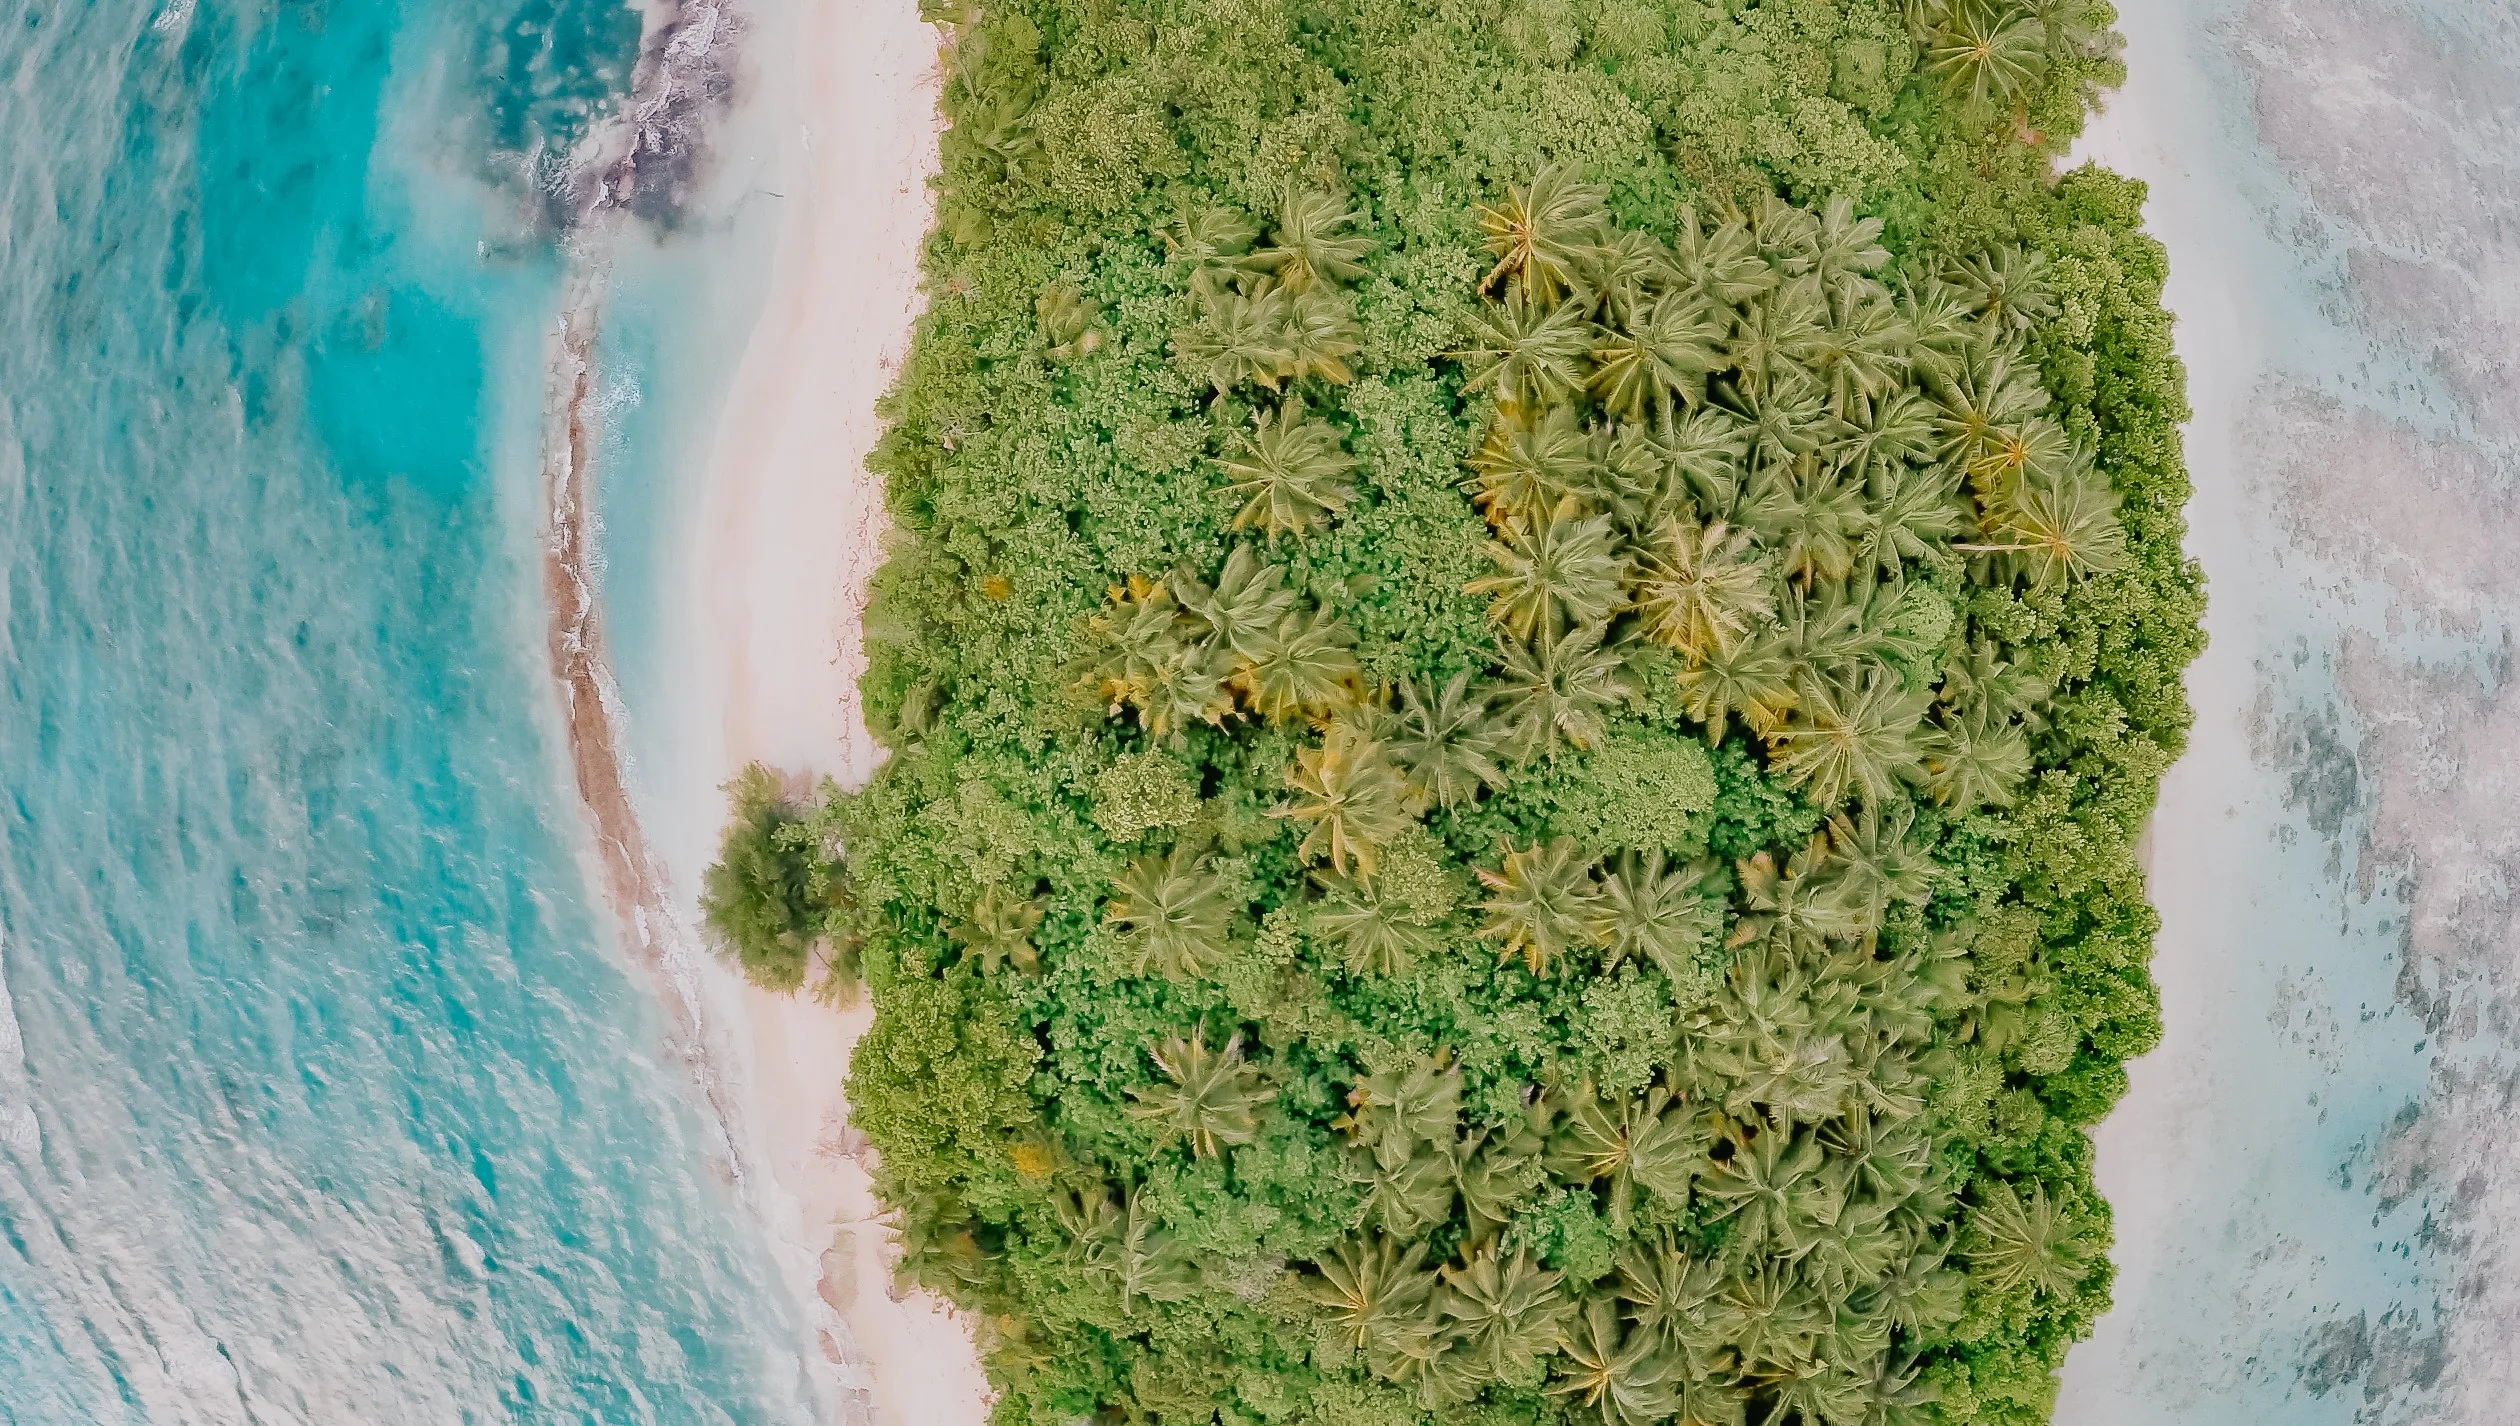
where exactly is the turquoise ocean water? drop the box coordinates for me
[2059,0,2520,1421]
[0,2,819,1420]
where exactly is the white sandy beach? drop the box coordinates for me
[2052,2,2258,1411]
[685,0,991,1420]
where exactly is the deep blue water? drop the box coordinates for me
[0,2,818,1419]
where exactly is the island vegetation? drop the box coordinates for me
[704,0,2201,1421]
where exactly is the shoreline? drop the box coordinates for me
[533,0,988,1415]
[681,0,992,1421]
[2054,0,2261,1413]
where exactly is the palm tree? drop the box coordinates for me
[1806,293,1912,419]
[1895,276,1982,388]
[1849,1349,1941,1426]
[1155,201,1262,271]
[1779,576,1888,680]
[1705,1264,1827,1373]
[1597,851,1724,982]
[1920,704,2030,812]
[1253,183,1373,292]
[1549,1083,1710,1227]
[1455,1130,1546,1242]
[1824,1301,1902,1380]
[1106,845,1238,978]
[1306,1234,1441,1369]
[1751,192,1823,274]
[1440,1245,1576,1382]
[1456,287,1595,409]
[1465,509,1629,644]
[1613,1236,1729,1367]
[1970,464,2127,589]
[1710,1020,1857,1130]
[1594,421,1674,533]
[1312,868,1443,975]
[1964,1181,2094,1299]
[1073,575,1241,741]
[1479,164,1611,304]
[1233,605,1362,721]
[1035,283,1103,361]
[1352,1140,1459,1237]
[1808,194,1894,309]
[1726,277,1828,395]
[1173,544,1297,664]
[1869,1249,1967,1335]
[1590,293,1726,426]
[1733,837,1872,955]
[1949,245,2056,337]
[1739,453,1872,587]
[951,882,1044,974]
[1769,669,1933,810]
[1963,412,2072,505]
[1491,622,1632,758]
[1582,225,1680,327]
[1931,346,2047,470]
[1767,1354,1874,1426]
[1127,1029,1276,1158]
[1859,459,1969,575]
[1549,1298,1678,1426]
[1667,1370,1753,1426]
[1799,1205,1908,1303]
[1109,1187,1203,1310]
[1172,279,1294,393]
[1136,639,1241,742]
[1839,386,1939,472]
[1048,1182,1123,1264]
[1076,574,1196,718]
[1938,639,2053,726]
[1926,0,2050,110]
[2027,0,2110,57]
[1274,721,1415,876]
[1672,206,1777,307]
[1653,405,1755,516]
[1674,626,1801,742]
[1478,838,1608,975]
[1280,284,1365,384]
[1820,1107,1934,1207]
[1723,370,1837,469]
[1825,802,1938,923]
[1391,1337,1488,1411]
[1218,400,1358,540]
[1339,1054,1465,1163]
[1839,1031,1932,1126]
[1390,670,1511,812]
[1467,402,1599,531]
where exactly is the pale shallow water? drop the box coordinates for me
[0,2,821,1420]
[2062,0,2520,1420]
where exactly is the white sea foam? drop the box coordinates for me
[0,930,34,1157]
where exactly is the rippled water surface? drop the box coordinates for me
[0,3,817,1419]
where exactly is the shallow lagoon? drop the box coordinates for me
[2063,0,2520,1420]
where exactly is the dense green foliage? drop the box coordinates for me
[717,0,2202,1420]
[700,764,842,991]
